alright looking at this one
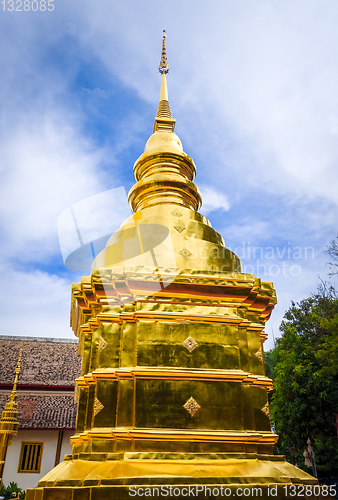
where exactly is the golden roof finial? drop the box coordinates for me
[9,341,24,403]
[0,342,24,481]
[158,30,170,75]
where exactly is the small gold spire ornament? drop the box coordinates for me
[0,342,24,484]
[9,342,23,403]
[183,397,201,417]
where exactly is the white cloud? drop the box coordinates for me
[0,265,74,338]
[222,221,271,246]
[0,109,110,263]
[199,185,230,215]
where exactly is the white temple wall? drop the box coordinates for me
[2,429,73,490]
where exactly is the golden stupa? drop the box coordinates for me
[26,32,317,500]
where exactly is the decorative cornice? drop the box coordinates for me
[75,367,273,390]
[71,270,276,341]
[71,428,278,446]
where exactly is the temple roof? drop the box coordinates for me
[0,336,80,429]
[0,336,81,388]
[0,393,77,429]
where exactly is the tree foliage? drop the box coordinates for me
[269,284,338,475]
[0,482,25,500]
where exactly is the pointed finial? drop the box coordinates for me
[153,31,175,132]
[0,341,23,470]
[9,341,24,403]
[158,30,170,74]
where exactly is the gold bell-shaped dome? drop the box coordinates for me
[92,32,241,274]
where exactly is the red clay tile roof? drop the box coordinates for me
[0,336,81,387]
[0,393,77,429]
[0,336,81,429]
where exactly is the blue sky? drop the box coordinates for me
[0,0,337,350]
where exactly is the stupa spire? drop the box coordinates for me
[154,31,175,131]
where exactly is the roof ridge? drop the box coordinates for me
[0,335,78,343]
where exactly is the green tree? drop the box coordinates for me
[269,284,338,476]
[0,482,25,500]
